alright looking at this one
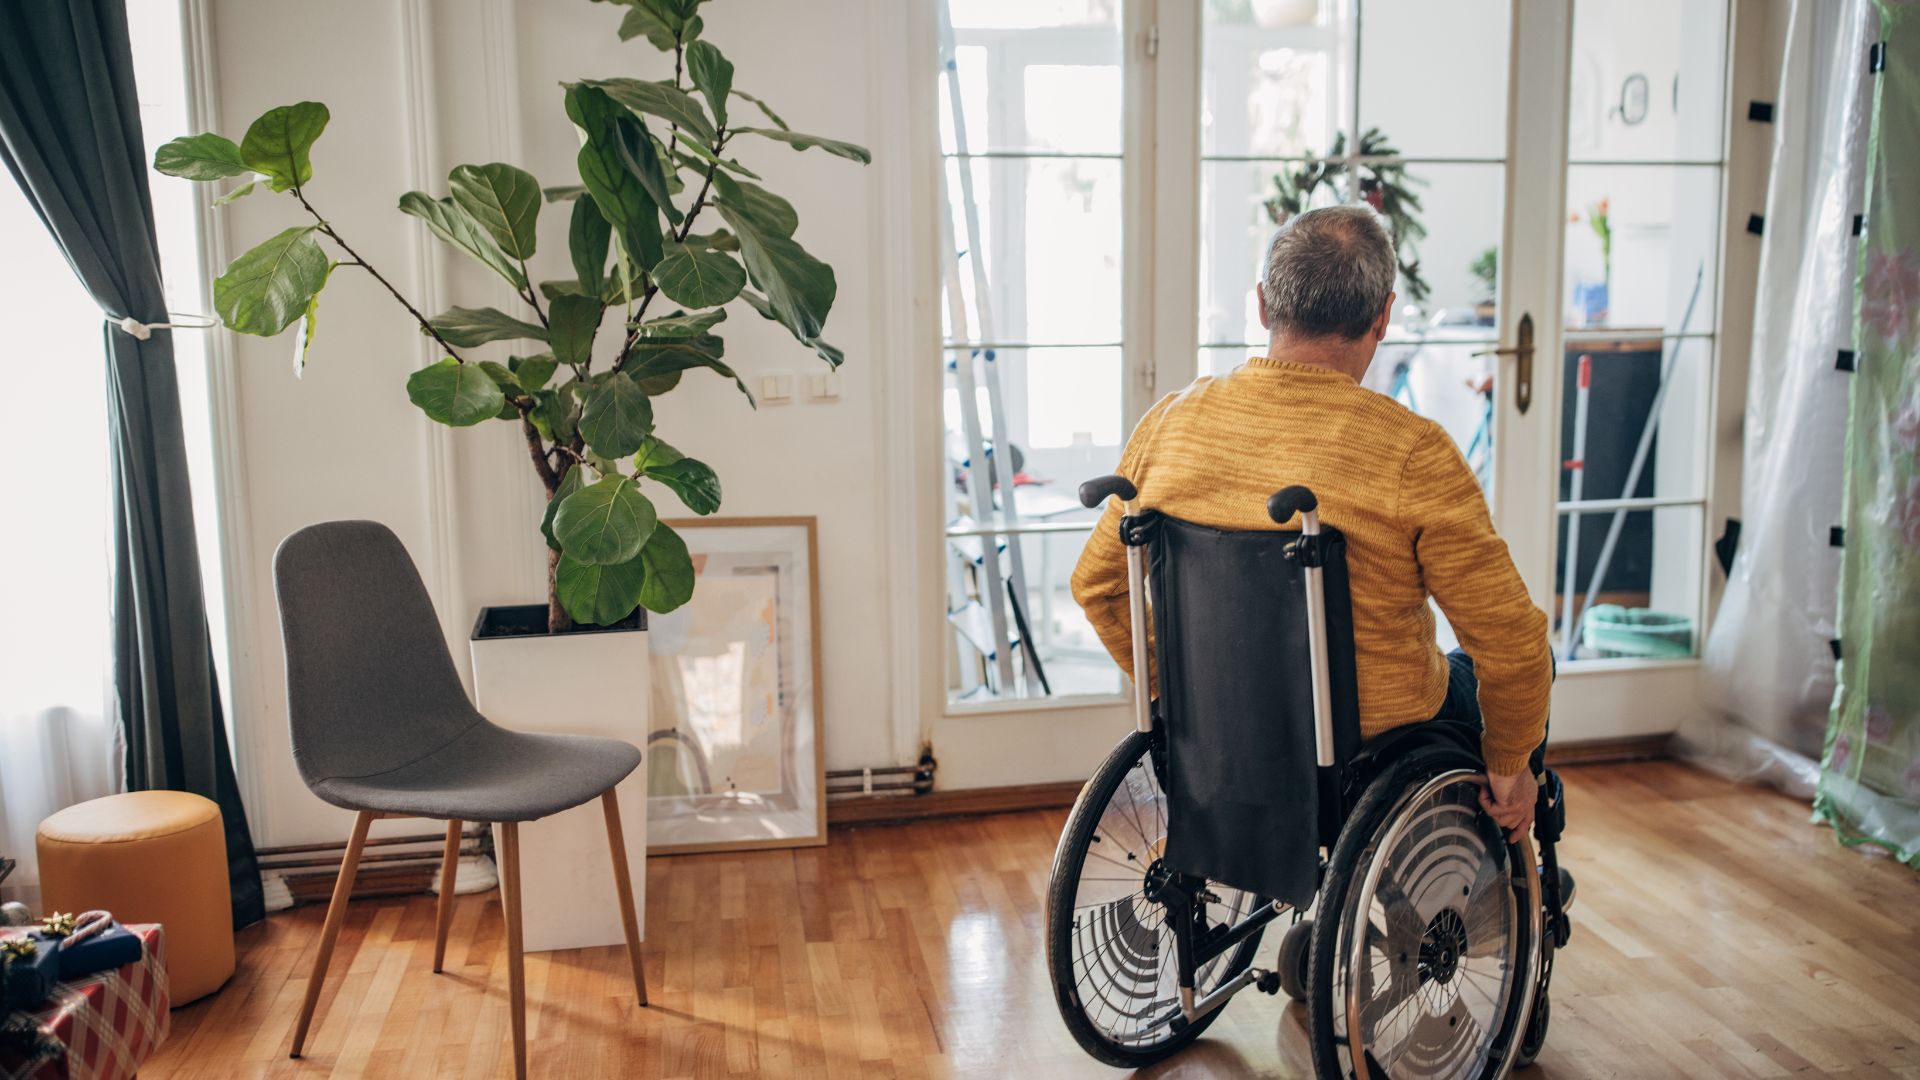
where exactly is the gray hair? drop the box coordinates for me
[1259,204,1397,341]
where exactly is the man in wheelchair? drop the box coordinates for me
[1046,205,1571,1078]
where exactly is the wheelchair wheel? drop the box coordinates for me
[1046,728,1269,1068]
[1307,747,1541,1080]
[1278,917,1313,1003]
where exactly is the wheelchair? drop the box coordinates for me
[1046,477,1571,1079]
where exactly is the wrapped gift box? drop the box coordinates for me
[2,934,61,1009]
[0,923,168,1080]
[51,925,141,983]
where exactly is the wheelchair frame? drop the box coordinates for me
[1067,474,1568,1077]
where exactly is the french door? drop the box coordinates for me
[928,0,1758,747]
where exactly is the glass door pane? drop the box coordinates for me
[1197,0,1512,492]
[1553,0,1729,662]
[939,0,1126,706]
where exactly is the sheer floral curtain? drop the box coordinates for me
[0,176,121,904]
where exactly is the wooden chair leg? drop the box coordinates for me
[290,810,374,1059]
[432,819,462,973]
[499,821,528,1080]
[601,788,649,1007]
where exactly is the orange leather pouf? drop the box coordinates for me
[35,791,237,1005]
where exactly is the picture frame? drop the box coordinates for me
[645,516,826,854]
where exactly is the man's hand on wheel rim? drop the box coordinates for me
[1476,769,1536,843]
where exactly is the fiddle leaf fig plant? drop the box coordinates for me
[154,0,868,633]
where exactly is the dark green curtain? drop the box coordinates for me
[0,0,263,928]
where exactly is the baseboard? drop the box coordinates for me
[827,735,1674,828]
[828,780,1084,827]
[1543,733,1673,766]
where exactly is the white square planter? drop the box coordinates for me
[469,605,648,953]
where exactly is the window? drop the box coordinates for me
[927,0,1749,717]
[0,0,226,899]
[939,0,1128,705]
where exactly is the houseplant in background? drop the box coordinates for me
[153,0,868,949]
[1264,128,1429,304]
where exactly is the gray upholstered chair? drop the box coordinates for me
[273,520,645,1079]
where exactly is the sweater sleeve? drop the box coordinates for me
[1069,396,1173,678]
[1399,426,1552,775]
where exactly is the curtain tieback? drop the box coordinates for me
[112,313,217,340]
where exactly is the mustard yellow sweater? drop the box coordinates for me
[1069,357,1552,776]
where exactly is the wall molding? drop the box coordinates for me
[179,0,276,844]
[827,735,1676,828]
[398,0,467,679]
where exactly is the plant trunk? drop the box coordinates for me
[546,546,573,635]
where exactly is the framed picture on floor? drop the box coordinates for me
[645,516,826,854]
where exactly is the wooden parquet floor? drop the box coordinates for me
[142,761,1920,1078]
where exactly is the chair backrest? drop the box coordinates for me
[1144,512,1362,909]
[273,520,480,787]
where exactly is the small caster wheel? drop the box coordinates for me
[1278,918,1313,1003]
[1514,990,1549,1068]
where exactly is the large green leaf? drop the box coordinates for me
[153,133,250,181]
[612,0,698,49]
[406,357,505,427]
[651,239,745,308]
[625,334,752,402]
[715,195,836,342]
[541,464,586,551]
[578,373,655,458]
[617,4,675,49]
[633,433,684,471]
[428,306,548,348]
[448,162,540,261]
[733,127,872,164]
[566,84,665,272]
[568,196,612,295]
[239,102,329,192]
[529,381,581,444]
[582,78,715,143]
[213,225,330,335]
[398,192,528,289]
[637,523,696,613]
[511,352,559,392]
[543,184,587,203]
[739,287,843,368]
[731,89,788,131]
[711,172,797,236]
[547,293,603,369]
[636,308,727,338]
[685,40,733,128]
[647,456,721,515]
[554,473,658,565]
[612,116,682,225]
[555,552,648,626]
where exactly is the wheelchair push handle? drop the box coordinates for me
[1267,485,1319,527]
[1079,474,1138,509]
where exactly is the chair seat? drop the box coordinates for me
[311,719,642,823]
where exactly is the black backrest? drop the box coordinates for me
[1144,513,1362,908]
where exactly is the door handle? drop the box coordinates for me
[1471,312,1535,415]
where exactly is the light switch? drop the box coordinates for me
[806,371,842,401]
[760,373,794,403]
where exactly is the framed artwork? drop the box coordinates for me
[645,517,826,854]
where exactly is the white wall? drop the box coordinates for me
[203,0,915,846]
